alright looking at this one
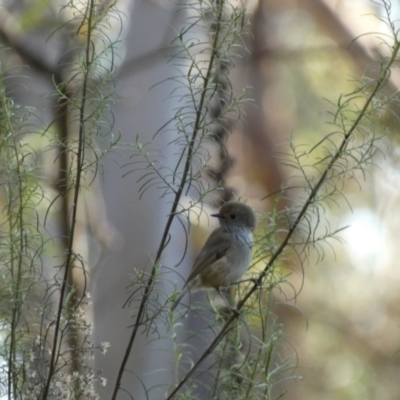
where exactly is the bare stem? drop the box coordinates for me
[41,1,95,398]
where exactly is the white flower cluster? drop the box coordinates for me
[15,299,109,399]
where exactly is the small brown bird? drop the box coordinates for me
[171,201,256,311]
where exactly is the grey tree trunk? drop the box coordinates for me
[92,2,192,399]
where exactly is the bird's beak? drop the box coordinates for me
[211,212,224,219]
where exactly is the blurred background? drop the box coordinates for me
[1,0,400,399]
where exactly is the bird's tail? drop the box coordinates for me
[170,279,198,311]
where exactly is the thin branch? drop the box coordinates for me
[41,1,95,398]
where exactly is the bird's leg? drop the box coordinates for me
[216,287,240,316]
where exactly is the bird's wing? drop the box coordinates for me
[184,228,232,286]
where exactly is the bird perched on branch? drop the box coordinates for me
[171,201,256,311]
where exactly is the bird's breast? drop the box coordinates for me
[200,230,253,288]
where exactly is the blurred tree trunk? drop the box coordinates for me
[92,1,233,395]
[92,2,189,399]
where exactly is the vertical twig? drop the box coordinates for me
[41,1,96,397]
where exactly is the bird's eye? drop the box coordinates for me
[230,213,236,219]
